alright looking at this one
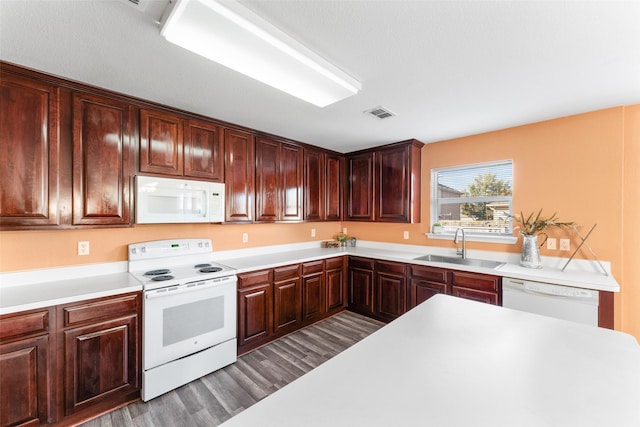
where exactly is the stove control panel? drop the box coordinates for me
[129,238,212,260]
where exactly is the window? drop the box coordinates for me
[431,161,513,237]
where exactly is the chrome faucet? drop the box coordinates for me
[454,228,466,259]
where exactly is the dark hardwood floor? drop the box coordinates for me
[80,310,384,427]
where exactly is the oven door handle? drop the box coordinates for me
[145,280,224,299]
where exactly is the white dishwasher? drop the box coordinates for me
[502,277,599,326]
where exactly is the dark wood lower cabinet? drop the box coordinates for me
[375,260,406,322]
[302,260,325,322]
[55,292,141,424]
[0,293,141,426]
[273,265,302,335]
[409,265,449,309]
[62,315,139,415]
[348,257,502,322]
[237,257,346,355]
[0,308,52,426]
[347,257,375,316]
[325,257,346,314]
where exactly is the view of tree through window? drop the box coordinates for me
[432,161,513,234]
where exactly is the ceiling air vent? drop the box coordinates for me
[364,106,396,120]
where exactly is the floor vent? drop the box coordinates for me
[364,106,396,120]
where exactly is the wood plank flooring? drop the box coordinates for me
[80,311,384,427]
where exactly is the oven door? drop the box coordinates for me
[143,276,236,370]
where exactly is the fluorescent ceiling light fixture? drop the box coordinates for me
[160,0,361,107]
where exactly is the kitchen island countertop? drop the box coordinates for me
[220,294,640,427]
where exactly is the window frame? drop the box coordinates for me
[429,160,517,244]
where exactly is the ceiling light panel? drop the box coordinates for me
[160,0,361,107]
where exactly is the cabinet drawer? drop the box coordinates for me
[62,293,139,327]
[349,257,374,271]
[325,257,344,270]
[274,264,301,282]
[238,269,271,289]
[0,309,51,341]
[410,265,448,284]
[450,271,500,292]
[302,260,324,275]
[376,260,406,276]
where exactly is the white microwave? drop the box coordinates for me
[135,176,225,224]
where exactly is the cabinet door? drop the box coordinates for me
[139,108,183,176]
[224,129,254,222]
[255,137,280,222]
[450,271,501,305]
[302,260,325,322]
[325,154,343,221]
[0,335,51,426]
[409,279,448,309]
[237,284,272,348]
[346,152,373,220]
[273,265,301,334]
[72,92,132,226]
[409,265,449,309]
[0,73,61,228]
[375,261,406,321]
[375,145,409,222]
[326,257,346,313]
[452,287,498,305]
[280,142,303,221]
[63,315,139,415]
[303,149,324,221]
[184,119,223,181]
[348,258,375,315]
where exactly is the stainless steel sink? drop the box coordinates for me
[413,254,504,269]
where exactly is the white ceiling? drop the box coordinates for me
[1,0,639,153]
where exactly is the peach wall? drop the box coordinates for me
[622,105,640,340]
[0,222,342,271]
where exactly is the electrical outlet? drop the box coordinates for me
[78,241,90,256]
[546,238,556,250]
[311,228,316,237]
[560,239,570,251]
[403,231,409,240]
[342,227,348,235]
[242,233,248,243]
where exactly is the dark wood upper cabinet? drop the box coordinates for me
[325,154,343,221]
[255,137,303,222]
[139,108,183,176]
[304,148,343,222]
[255,137,280,222]
[304,149,324,221]
[183,119,224,181]
[0,71,62,228]
[224,128,255,223]
[72,92,133,226]
[346,139,422,223]
[280,142,303,221]
[346,151,374,221]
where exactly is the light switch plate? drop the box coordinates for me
[547,238,556,250]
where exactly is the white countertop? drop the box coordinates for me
[0,240,619,315]
[0,263,141,315]
[214,241,620,292]
[221,294,640,427]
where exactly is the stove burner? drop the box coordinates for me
[151,275,174,281]
[194,263,212,268]
[145,269,171,276]
[199,266,222,273]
